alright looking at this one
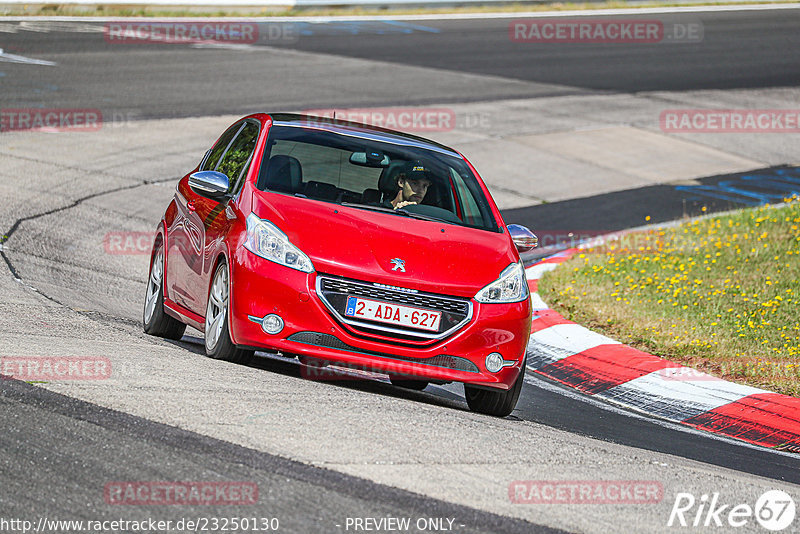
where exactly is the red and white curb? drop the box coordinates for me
[525,249,800,451]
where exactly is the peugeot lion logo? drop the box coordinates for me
[390,258,406,272]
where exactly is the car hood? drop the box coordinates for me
[251,192,516,298]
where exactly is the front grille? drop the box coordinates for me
[288,331,479,373]
[317,275,472,341]
[321,278,469,315]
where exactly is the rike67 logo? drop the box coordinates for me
[668,490,796,531]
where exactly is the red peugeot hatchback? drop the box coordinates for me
[144,113,538,416]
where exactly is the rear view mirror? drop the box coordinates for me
[350,151,390,168]
[508,224,539,252]
[188,171,230,201]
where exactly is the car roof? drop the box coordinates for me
[266,113,462,158]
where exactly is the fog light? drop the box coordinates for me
[262,314,284,335]
[485,352,505,373]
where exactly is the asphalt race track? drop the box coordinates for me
[3,9,800,118]
[1,7,799,533]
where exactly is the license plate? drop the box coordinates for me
[344,296,442,332]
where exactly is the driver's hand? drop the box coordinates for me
[394,201,418,210]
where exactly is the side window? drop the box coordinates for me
[217,121,259,193]
[451,169,485,227]
[200,122,243,172]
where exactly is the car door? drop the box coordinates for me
[169,120,261,315]
[167,121,245,313]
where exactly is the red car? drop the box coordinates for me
[143,113,538,416]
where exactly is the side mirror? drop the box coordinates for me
[508,224,538,252]
[188,171,230,201]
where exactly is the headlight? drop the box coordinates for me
[243,213,314,273]
[474,261,528,303]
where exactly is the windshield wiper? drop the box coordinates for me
[340,202,411,217]
[341,202,456,224]
[397,211,453,224]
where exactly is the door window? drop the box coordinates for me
[217,121,259,193]
[201,122,243,172]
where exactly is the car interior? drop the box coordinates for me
[255,132,494,230]
[263,154,448,210]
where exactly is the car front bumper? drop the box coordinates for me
[229,250,532,390]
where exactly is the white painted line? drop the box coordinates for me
[658,366,720,381]
[2,4,798,22]
[597,368,768,420]
[525,262,558,280]
[531,323,620,356]
[524,371,797,458]
[0,48,56,66]
[529,293,549,311]
[190,42,260,51]
[526,339,576,369]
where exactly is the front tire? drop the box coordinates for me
[204,261,253,365]
[464,357,526,417]
[143,241,186,340]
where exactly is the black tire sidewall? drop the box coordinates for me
[465,356,527,417]
[143,244,167,332]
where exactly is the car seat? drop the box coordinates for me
[263,155,303,193]
[377,161,406,203]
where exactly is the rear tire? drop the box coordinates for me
[464,357,526,417]
[204,261,253,365]
[143,241,186,341]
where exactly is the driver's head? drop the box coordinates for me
[393,161,433,206]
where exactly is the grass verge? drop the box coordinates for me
[539,198,800,397]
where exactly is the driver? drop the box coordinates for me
[387,160,433,210]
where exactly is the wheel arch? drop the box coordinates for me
[207,249,241,346]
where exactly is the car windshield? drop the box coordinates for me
[255,123,500,232]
